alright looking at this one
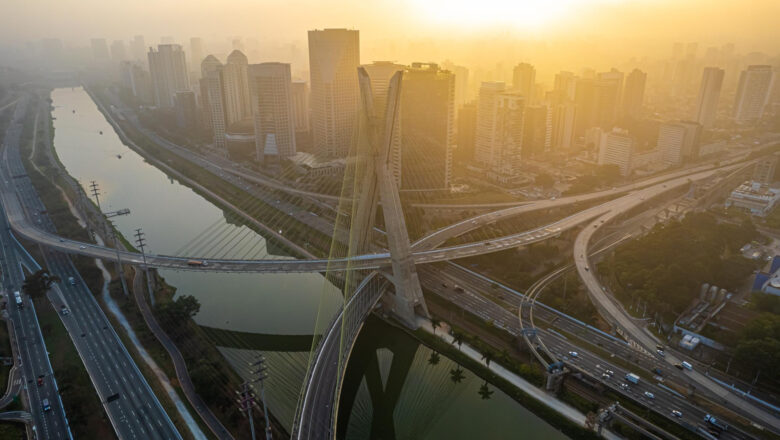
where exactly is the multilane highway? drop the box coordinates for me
[1,96,181,440]
[0,98,71,439]
[573,177,780,433]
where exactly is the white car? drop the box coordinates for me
[644,391,655,399]
[671,410,682,418]
[568,351,578,358]
[79,245,86,250]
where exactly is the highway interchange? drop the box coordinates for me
[1,85,779,440]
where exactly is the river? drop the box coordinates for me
[49,86,568,439]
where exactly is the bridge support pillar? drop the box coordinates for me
[545,368,566,391]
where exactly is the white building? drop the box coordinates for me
[733,65,775,123]
[598,128,634,176]
[148,44,189,108]
[248,63,297,161]
[657,122,688,166]
[308,28,360,158]
[693,67,724,128]
[725,181,780,217]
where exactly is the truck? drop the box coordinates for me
[704,414,729,431]
[681,361,693,371]
[42,398,51,412]
[625,373,640,384]
[67,277,76,285]
[13,291,22,309]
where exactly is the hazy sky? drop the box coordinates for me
[3,0,780,54]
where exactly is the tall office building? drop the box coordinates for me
[512,63,536,103]
[148,44,190,108]
[550,103,576,151]
[130,35,146,63]
[733,65,775,123]
[248,63,297,161]
[553,71,577,103]
[693,67,724,128]
[222,50,252,125]
[476,82,525,179]
[362,61,405,185]
[308,28,360,158]
[201,55,227,148]
[400,63,455,190]
[119,61,153,104]
[595,69,624,128]
[442,62,470,109]
[457,101,477,162]
[291,80,310,132]
[622,69,646,120]
[598,128,634,176]
[753,157,777,184]
[189,38,205,76]
[574,77,597,139]
[522,105,551,158]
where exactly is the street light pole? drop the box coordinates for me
[134,228,155,306]
[250,355,273,440]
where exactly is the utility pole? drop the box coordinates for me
[89,180,101,210]
[237,382,257,440]
[88,181,131,297]
[134,228,155,306]
[251,355,273,440]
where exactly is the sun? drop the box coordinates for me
[413,0,599,30]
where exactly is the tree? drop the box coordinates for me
[22,269,60,299]
[449,366,465,384]
[451,331,464,351]
[478,382,494,400]
[430,318,441,335]
[427,351,440,366]
[481,350,494,368]
[157,295,201,329]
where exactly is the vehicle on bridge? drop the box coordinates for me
[13,291,22,308]
[42,398,50,412]
[187,260,209,267]
[705,414,729,431]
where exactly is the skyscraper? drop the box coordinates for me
[693,67,724,128]
[130,35,146,64]
[291,80,310,133]
[248,63,297,161]
[512,63,536,103]
[622,69,646,120]
[148,44,189,108]
[174,91,198,129]
[222,50,252,125]
[456,101,477,162]
[201,55,227,148]
[308,28,360,158]
[550,103,576,151]
[400,63,455,190]
[189,37,204,76]
[476,82,525,180]
[595,69,624,128]
[522,105,550,158]
[733,65,775,123]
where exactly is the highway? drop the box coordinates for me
[1,96,181,440]
[0,158,750,275]
[573,174,780,433]
[0,99,71,439]
[420,263,758,440]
